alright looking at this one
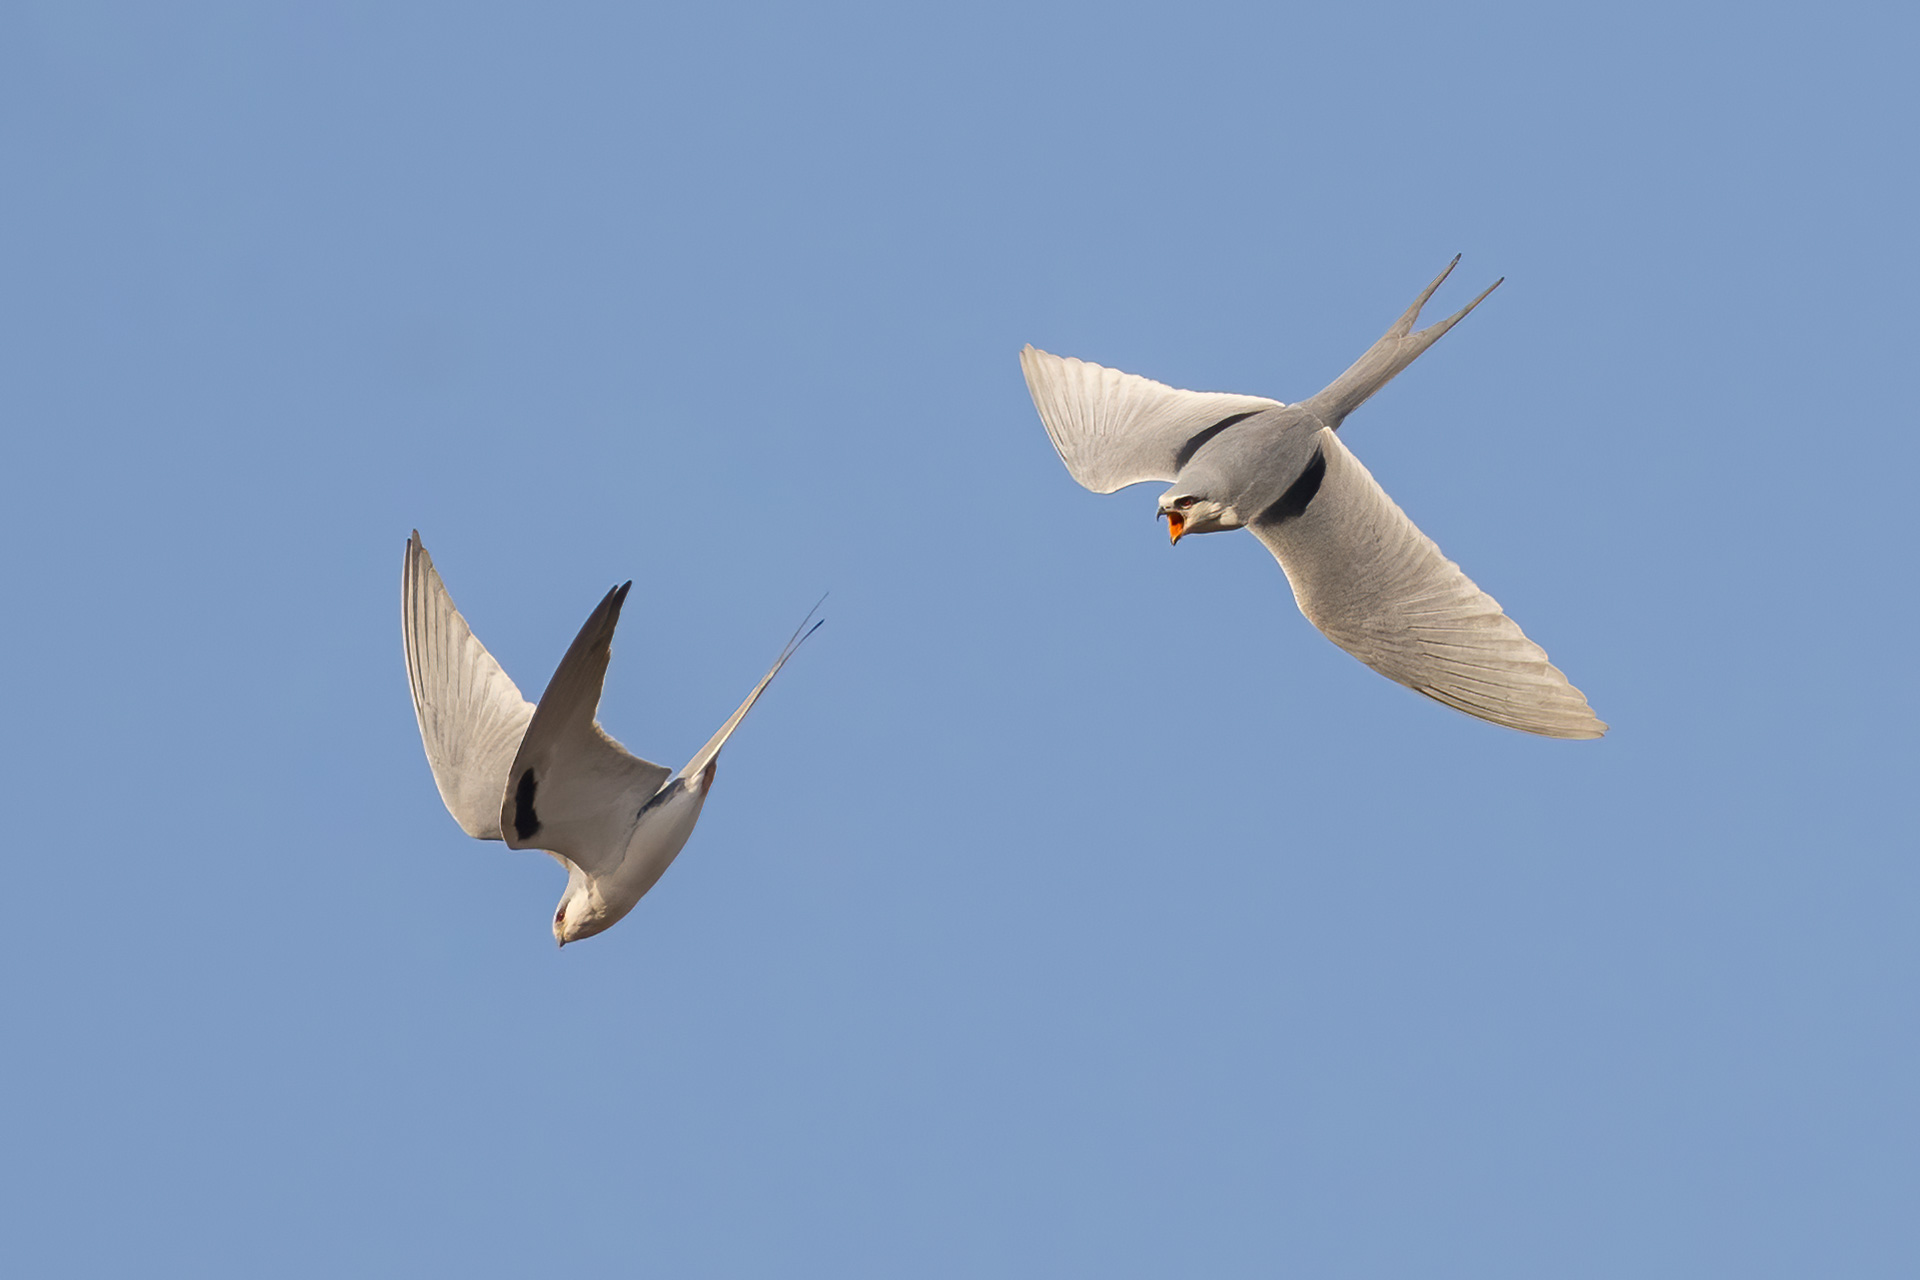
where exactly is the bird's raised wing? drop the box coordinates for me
[499,583,672,877]
[1020,346,1283,494]
[1248,432,1606,739]
[402,532,537,840]
[676,604,824,785]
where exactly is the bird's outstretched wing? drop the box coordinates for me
[402,532,537,839]
[676,603,825,784]
[1020,346,1283,494]
[499,583,672,876]
[1248,432,1606,739]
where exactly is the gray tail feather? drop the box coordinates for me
[1299,256,1502,428]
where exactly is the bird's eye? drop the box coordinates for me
[1175,496,1198,511]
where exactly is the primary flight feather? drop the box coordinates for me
[401,532,823,944]
[1021,257,1605,739]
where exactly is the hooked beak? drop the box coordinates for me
[1161,509,1186,545]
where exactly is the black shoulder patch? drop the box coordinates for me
[1174,411,1261,472]
[513,768,540,840]
[637,777,680,820]
[1256,447,1327,526]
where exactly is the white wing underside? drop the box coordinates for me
[1020,346,1282,493]
[402,533,537,840]
[499,583,672,879]
[1251,432,1606,739]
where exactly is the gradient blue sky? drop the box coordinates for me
[4,2,1916,1276]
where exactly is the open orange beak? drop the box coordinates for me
[1162,509,1186,545]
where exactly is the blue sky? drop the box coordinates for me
[3,1,1915,1275]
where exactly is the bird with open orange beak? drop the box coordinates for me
[1157,488,1237,545]
[1022,256,1607,740]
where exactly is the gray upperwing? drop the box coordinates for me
[500,581,672,876]
[1248,432,1606,739]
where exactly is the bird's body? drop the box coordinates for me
[534,769,713,943]
[1021,257,1606,739]
[401,532,820,944]
[1163,402,1322,526]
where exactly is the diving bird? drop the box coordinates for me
[1021,257,1605,739]
[401,532,823,945]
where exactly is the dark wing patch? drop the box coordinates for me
[1255,447,1327,527]
[636,777,681,820]
[512,768,540,840]
[1173,411,1263,472]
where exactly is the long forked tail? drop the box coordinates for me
[674,597,826,784]
[1299,256,1502,429]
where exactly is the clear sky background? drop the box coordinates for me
[3,2,1915,1276]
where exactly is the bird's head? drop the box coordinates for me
[1157,486,1239,545]
[552,884,615,948]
